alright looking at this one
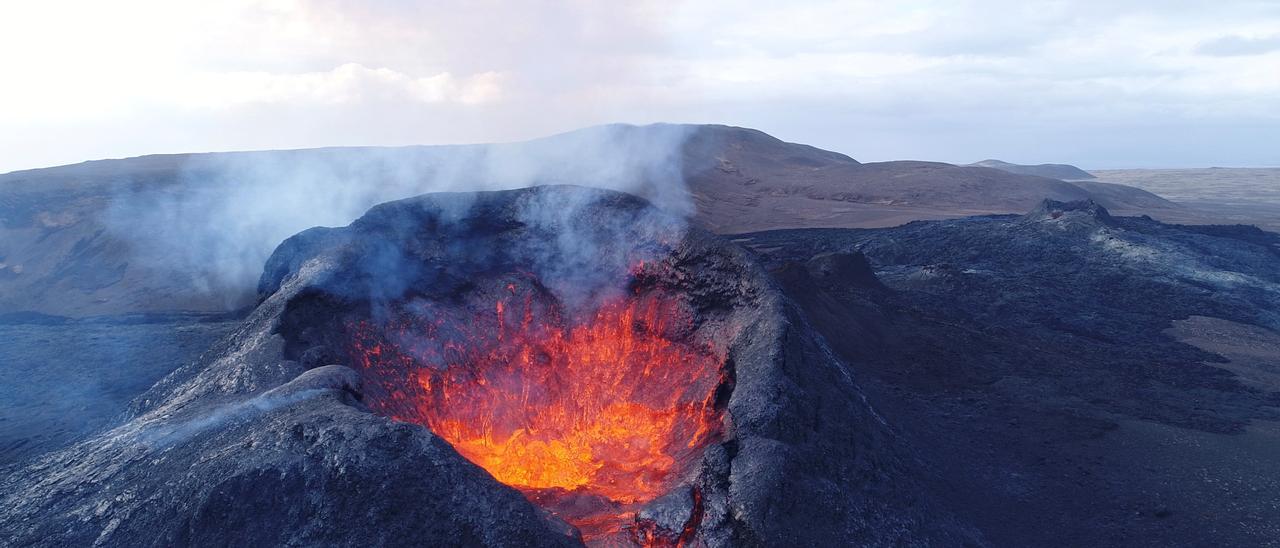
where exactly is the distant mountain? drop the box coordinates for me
[0,124,1213,316]
[969,158,1096,180]
[684,128,1180,233]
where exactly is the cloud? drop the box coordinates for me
[174,64,505,108]
[1195,34,1280,56]
[1,0,1279,171]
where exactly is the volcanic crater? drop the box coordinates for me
[265,186,779,545]
[279,249,738,543]
[0,186,972,547]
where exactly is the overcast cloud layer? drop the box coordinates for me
[1,0,1278,172]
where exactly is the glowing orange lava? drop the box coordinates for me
[347,282,725,544]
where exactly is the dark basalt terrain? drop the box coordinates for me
[735,199,1280,547]
[0,186,978,547]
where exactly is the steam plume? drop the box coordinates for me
[105,124,695,302]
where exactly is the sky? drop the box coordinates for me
[1,0,1278,173]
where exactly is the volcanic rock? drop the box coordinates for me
[0,186,978,547]
[1021,198,1116,229]
[803,251,885,290]
[735,200,1280,547]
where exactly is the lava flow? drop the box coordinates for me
[346,280,726,544]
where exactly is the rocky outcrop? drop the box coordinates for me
[1021,198,1117,229]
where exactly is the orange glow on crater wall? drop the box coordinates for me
[347,283,726,543]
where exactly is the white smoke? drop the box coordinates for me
[104,123,696,303]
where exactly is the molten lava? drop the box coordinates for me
[346,280,726,544]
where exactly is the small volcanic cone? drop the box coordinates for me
[0,186,978,548]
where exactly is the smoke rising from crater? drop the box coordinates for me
[105,123,696,304]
